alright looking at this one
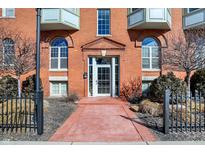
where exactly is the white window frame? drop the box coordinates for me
[142,46,160,71]
[2,8,15,18]
[50,81,68,97]
[96,9,111,36]
[50,46,68,71]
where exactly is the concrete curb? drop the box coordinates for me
[1,141,205,145]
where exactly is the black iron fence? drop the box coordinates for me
[163,89,205,134]
[0,91,43,135]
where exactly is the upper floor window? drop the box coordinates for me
[2,8,15,17]
[97,9,111,35]
[50,38,68,70]
[142,37,160,70]
[187,8,199,13]
[2,38,15,65]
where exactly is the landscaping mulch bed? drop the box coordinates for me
[137,112,205,141]
[0,98,77,141]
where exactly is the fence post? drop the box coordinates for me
[37,91,44,135]
[163,89,170,134]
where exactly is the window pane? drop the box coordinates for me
[142,47,150,57]
[52,83,59,95]
[142,58,150,69]
[4,54,14,65]
[6,8,15,17]
[51,48,58,57]
[51,38,68,47]
[51,59,58,69]
[152,47,159,57]
[97,9,110,35]
[3,38,15,65]
[60,48,68,57]
[89,57,93,65]
[61,83,67,95]
[142,37,158,46]
[60,58,68,69]
[152,58,159,69]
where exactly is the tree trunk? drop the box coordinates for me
[185,71,191,96]
[18,77,21,97]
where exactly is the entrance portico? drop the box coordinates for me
[81,37,126,97]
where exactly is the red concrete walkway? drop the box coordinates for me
[50,97,156,142]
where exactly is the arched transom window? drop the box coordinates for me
[142,37,160,70]
[3,38,15,65]
[50,38,68,70]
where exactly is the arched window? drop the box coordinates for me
[50,38,68,70]
[3,38,15,65]
[142,37,160,70]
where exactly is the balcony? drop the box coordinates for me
[41,8,80,31]
[128,8,171,30]
[183,9,205,29]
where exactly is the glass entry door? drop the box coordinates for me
[97,66,111,96]
[88,57,119,97]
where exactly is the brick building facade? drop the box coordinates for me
[0,8,203,97]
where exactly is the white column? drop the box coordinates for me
[92,57,97,96]
[111,57,116,97]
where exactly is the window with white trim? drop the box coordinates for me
[2,38,15,65]
[50,38,68,70]
[97,9,111,35]
[2,8,15,17]
[50,81,67,96]
[142,37,160,70]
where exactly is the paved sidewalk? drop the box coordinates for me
[49,97,156,142]
[1,141,205,145]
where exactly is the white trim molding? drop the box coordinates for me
[49,76,68,81]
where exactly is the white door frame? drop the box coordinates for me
[88,57,116,97]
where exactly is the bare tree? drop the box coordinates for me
[162,29,205,93]
[0,27,36,97]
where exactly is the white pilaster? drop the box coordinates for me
[92,57,97,96]
[111,57,116,97]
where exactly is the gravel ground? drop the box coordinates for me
[137,113,205,141]
[0,98,77,141]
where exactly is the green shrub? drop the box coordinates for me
[120,78,142,103]
[149,72,186,103]
[0,75,18,97]
[22,74,43,95]
[190,69,205,95]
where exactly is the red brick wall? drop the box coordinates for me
[0,8,187,97]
